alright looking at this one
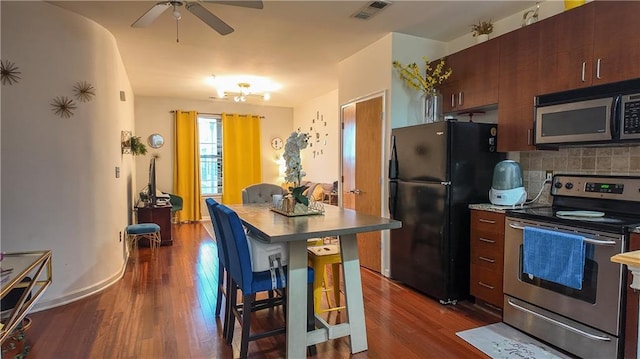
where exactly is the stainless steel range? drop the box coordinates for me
[504,174,640,359]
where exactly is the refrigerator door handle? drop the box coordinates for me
[389,180,397,219]
[440,181,451,186]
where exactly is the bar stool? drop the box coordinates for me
[307,243,345,314]
[126,223,161,255]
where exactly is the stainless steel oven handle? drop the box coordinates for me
[508,223,617,246]
[506,298,612,342]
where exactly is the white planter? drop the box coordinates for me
[476,34,490,43]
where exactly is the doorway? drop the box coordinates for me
[341,95,384,273]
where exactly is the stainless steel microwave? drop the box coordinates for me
[534,83,640,147]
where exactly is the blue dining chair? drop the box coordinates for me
[213,204,316,358]
[204,198,232,339]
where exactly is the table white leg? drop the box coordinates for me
[340,233,368,353]
[287,239,308,358]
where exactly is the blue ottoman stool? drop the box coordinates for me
[126,223,161,255]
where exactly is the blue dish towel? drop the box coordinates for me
[523,227,585,290]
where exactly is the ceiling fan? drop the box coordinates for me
[131,1,263,36]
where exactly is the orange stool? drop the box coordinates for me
[307,244,344,314]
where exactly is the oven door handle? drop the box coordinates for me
[506,298,612,342]
[508,223,617,246]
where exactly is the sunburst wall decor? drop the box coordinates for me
[51,96,77,118]
[73,80,95,102]
[0,59,21,85]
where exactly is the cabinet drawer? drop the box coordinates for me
[470,265,503,308]
[471,235,503,270]
[471,210,505,234]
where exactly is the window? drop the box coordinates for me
[198,115,223,195]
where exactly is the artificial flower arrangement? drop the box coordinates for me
[471,20,494,37]
[283,130,311,206]
[392,56,452,95]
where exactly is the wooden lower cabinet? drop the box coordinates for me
[469,209,505,310]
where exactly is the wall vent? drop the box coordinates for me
[351,0,392,20]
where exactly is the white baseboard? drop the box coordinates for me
[30,261,127,312]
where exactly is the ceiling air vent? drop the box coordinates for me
[351,0,392,20]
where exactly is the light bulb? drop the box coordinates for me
[263,93,271,101]
[173,9,181,20]
[240,96,246,102]
[234,96,241,102]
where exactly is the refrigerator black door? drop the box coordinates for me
[390,180,451,301]
[391,122,448,182]
[448,122,504,204]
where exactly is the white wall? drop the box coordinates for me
[447,0,566,55]
[134,97,294,198]
[390,33,447,129]
[293,90,339,184]
[1,1,134,309]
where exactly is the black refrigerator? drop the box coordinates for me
[389,121,505,304]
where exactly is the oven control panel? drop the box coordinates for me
[551,174,640,201]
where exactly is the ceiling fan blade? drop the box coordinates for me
[201,1,263,9]
[131,2,172,28]
[185,2,234,35]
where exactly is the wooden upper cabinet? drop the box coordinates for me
[439,39,499,114]
[591,1,640,86]
[537,3,594,94]
[539,1,640,94]
[497,22,540,152]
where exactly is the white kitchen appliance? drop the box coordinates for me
[489,160,526,206]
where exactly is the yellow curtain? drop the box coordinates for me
[173,110,202,221]
[222,113,262,204]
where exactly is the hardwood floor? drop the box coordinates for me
[25,223,499,358]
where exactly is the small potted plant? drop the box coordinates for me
[471,20,494,43]
[122,135,148,156]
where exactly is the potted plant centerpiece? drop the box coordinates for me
[392,56,452,123]
[282,131,311,213]
[471,19,494,43]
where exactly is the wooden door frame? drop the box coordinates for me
[339,90,392,277]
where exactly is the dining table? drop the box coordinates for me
[226,203,402,358]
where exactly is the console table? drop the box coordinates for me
[136,205,173,246]
[0,250,52,344]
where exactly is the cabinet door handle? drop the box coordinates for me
[527,129,532,145]
[451,94,456,107]
[478,219,496,224]
[596,58,602,79]
[458,92,463,106]
[479,256,496,263]
[478,281,495,290]
[581,61,586,82]
[479,237,496,244]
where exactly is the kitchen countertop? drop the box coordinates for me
[611,251,640,268]
[468,203,545,213]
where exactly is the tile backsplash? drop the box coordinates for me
[519,146,640,204]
